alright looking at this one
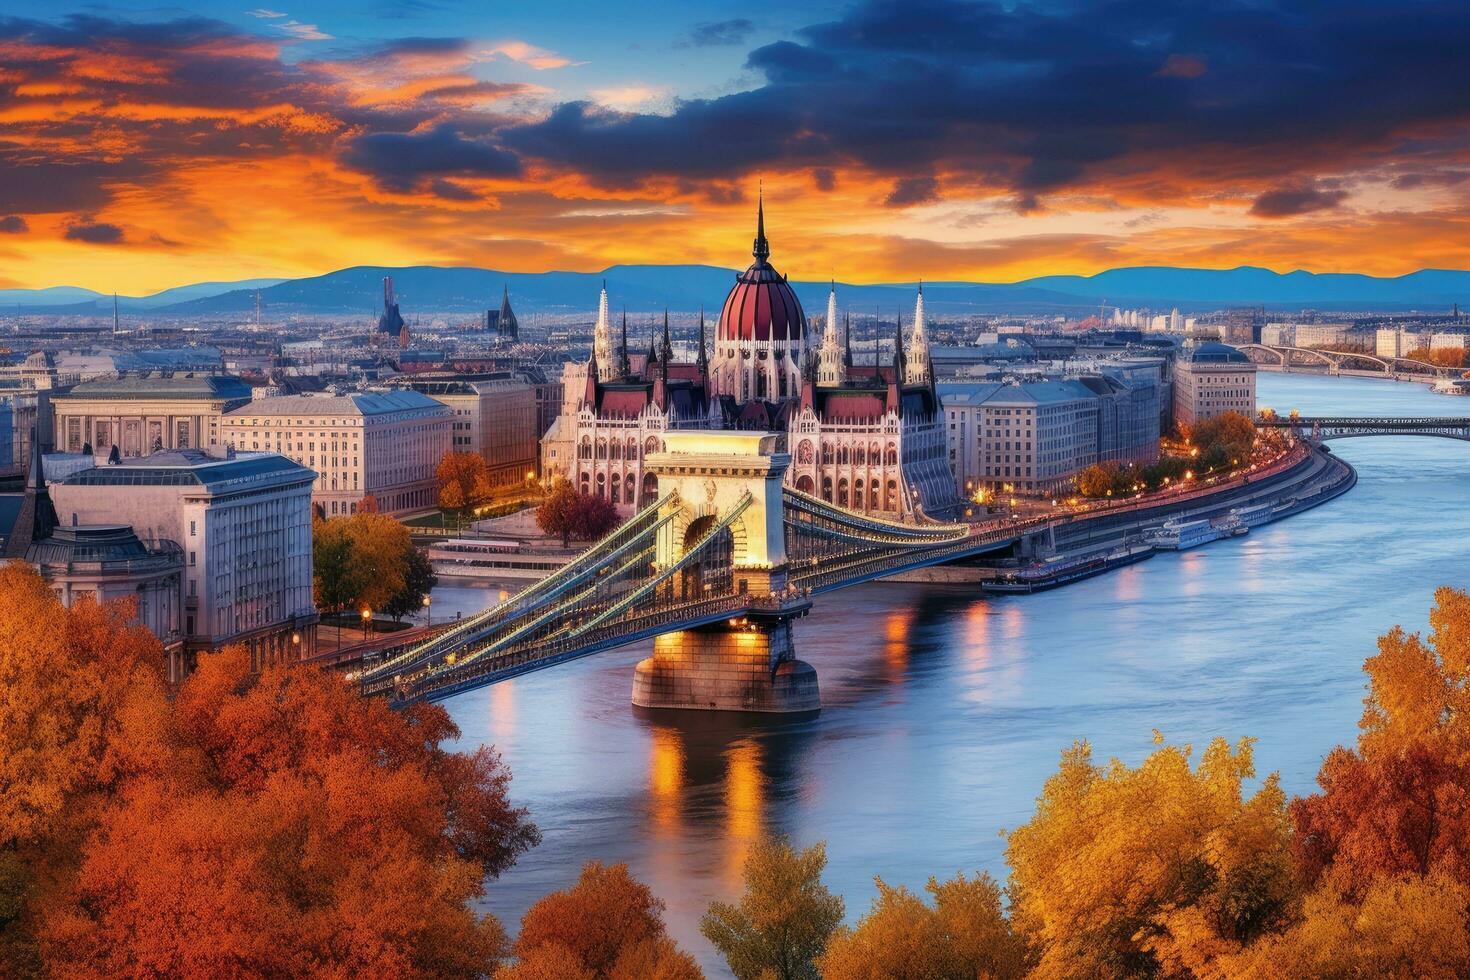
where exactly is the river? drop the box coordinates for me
[434,372,1470,973]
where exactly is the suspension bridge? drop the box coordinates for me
[1258,416,1470,442]
[361,431,1052,713]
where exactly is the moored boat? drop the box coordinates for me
[982,545,1155,594]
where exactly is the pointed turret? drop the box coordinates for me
[6,428,57,559]
[661,310,673,379]
[844,312,854,369]
[498,285,519,340]
[696,306,708,374]
[752,188,770,265]
[818,280,845,385]
[593,281,613,381]
[906,281,931,385]
[618,309,631,378]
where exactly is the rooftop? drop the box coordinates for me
[57,373,251,402]
[57,449,316,493]
[225,390,451,418]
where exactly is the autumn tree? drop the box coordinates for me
[504,861,701,979]
[572,491,619,542]
[385,545,439,623]
[536,480,619,547]
[1077,462,1117,498]
[1005,735,1296,978]
[536,479,580,547]
[821,872,1027,980]
[1288,587,1470,898]
[438,451,496,523]
[40,646,540,977]
[701,837,844,980]
[313,510,432,618]
[1189,411,1256,469]
[0,566,168,975]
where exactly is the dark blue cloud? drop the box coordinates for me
[1250,181,1350,217]
[64,220,125,244]
[499,0,1470,203]
[679,18,755,47]
[0,215,28,233]
[341,124,521,192]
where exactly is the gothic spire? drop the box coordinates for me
[752,186,770,264]
[844,311,854,368]
[697,306,708,371]
[619,309,631,377]
[661,308,673,365]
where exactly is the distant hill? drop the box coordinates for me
[8,265,1469,318]
[0,278,286,313]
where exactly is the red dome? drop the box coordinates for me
[716,201,807,344]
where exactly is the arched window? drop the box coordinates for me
[796,474,814,494]
[610,441,621,460]
[854,445,865,466]
[837,478,849,508]
[596,438,607,459]
[579,437,592,460]
[626,437,638,459]
[642,471,658,505]
[869,478,881,510]
[821,443,833,465]
[886,444,898,466]
[886,479,898,510]
[609,473,621,504]
[821,476,833,503]
[644,436,662,456]
[797,440,814,464]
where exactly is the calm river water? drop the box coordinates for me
[435,372,1470,973]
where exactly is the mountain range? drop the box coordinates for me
[3,266,1467,318]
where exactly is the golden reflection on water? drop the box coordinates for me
[883,608,915,681]
[648,725,685,838]
[962,602,992,669]
[722,738,766,886]
[488,681,516,743]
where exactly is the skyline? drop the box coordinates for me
[3,1,1470,293]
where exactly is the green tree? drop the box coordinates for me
[384,545,438,623]
[311,511,418,617]
[700,838,844,980]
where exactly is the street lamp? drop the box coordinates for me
[291,632,300,660]
[360,607,371,639]
[422,594,432,626]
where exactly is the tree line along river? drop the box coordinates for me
[427,371,1470,974]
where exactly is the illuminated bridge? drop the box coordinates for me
[361,431,1050,713]
[1259,416,1470,442]
[1238,343,1458,379]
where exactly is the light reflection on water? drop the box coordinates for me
[438,374,1470,974]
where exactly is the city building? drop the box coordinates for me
[1173,342,1257,430]
[50,448,318,673]
[391,378,538,490]
[547,204,955,519]
[1263,322,1350,348]
[221,391,452,516]
[940,374,1160,497]
[52,374,252,457]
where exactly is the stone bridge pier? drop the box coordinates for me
[630,431,821,714]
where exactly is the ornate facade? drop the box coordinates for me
[548,204,957,519]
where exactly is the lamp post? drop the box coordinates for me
[291,631,300,661]
[422,594,432,627]
[361,607,371,640]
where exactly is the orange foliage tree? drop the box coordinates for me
[503,861,701,979]
[0,566,538,978]
[438,450,495,520]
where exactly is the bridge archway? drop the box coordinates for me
[646,430,791,595]
[677,515,734,599]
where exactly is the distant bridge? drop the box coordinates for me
[1238,343,1458,379]
[1260,416,1470,442]
[361,431,1051,710]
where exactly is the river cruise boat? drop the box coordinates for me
[981,545,1155,595]
[1432,378,1470,396]
[427,538,572,581]
[1229,502,1275,529]
[1142,516,1241,550]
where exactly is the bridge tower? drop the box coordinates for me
[631,431,819,714]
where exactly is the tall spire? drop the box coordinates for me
[593,281,612,381]
[844,311,854,368]
[752,185,770,264]
[646,318,657,367]
[696,306,708,372]
[894,310,906,374]
[907,281,931,385]
[661,308,673,364]
[619,308,631,378]
[112,292,119,335]
[818,281,844,385]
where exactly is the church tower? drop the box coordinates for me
[905,283,931,386]
[818,282,846,385]
[593,282,613,381]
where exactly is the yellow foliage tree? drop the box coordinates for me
[1005,735,1295,978]
[820,872,1026,980]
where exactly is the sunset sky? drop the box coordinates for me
[3,0,1469,294]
